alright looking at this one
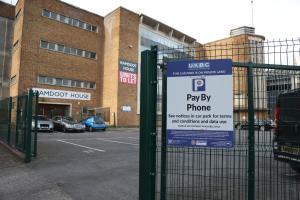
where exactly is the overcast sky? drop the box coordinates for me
[4,0,300,43]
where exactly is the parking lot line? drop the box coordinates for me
[96,138,139,146]
[56,140,106,152]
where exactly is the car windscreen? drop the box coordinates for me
[33,116,49,121]
[94,117,105,124]
[62,117,76,123]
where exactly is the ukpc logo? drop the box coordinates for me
[192,78,205,91]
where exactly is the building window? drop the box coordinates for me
[62,79,71,86]
[38,75,96,90]
[42,9,50,18]
[55,78,63,86]
[48,43,56,51]
[42,9,98,33]
[41,40,48,49]
[40,40,97,60]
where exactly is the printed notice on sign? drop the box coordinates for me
[167,59,233,148]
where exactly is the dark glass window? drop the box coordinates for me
[76,81,82,87]
[91,26,97,32]
[48,43,55,50]
[72,19,79,26]
[62,79,70,86]
[71,80,76,87]
[45,77,54,84]
[42,9,50,18]
[59,15,66,23]
[77,49,83,56]
[85,51,91,58]
[89,83,96,89]
[40,41,48,49]
[64,47,70,54]
[38,76,46,84]
[56,78,63,86]
[57,44,64,52]
[70,48,77,55]
[50,12,57,20]
[86,24,92,31]
[83,82,89,88]
[79,21,85,29]
[90,52,96,59]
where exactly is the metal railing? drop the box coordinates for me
[0,90,39,163]
[140,38,300,200]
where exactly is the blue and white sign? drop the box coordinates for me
[167,59,233,148]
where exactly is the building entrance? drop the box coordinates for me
[38,103,70,119]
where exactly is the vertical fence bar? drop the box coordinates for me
[247,65,255,200]
[25,90,33,163]
[33,92,39,157]
[139,46,157,200]
[160,64,167,200]
[15,96,20,148]
[7,97,12,145]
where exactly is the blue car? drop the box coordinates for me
[82,116,107,132]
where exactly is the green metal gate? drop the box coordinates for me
[140,39,300,200]
[0,89,39,162]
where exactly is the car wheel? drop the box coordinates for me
[89,126,93,132]
[63,127,67,133]
[102,128,106,132]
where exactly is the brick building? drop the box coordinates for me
[0,0,265,126]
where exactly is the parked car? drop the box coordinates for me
[273,89,300,172]
[81,116,107,132]
[52,116,85,132]
[32,115,54,132]
[235,120,275,131]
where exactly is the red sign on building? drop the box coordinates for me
[119,59,138,85]
[119,71,137,85]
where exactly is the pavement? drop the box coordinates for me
[0,128,139,200]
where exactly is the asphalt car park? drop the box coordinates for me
[0,128,139,200]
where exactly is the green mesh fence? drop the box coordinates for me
[140,37,300,200]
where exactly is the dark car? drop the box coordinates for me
[52,116,85,132]
[235,120,275,131]
[32,115,54,132]
[273,89,300,172]
[81,116,107,132]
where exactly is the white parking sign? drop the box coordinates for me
[167,59,233,148]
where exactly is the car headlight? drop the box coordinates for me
[273,142,278,150]
[65,124,72,128]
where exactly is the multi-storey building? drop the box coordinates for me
[0,0,266,126]
[204,27,267,122]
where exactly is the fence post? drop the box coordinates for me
[139,46,157,200]
[7,97,12,145]
[247,65,255,200]
[25,90,33,163]
[160,63,167,200]
[33,92,39,157]
[15,96,20,147]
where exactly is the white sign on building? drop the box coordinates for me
[32,88,91,101]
